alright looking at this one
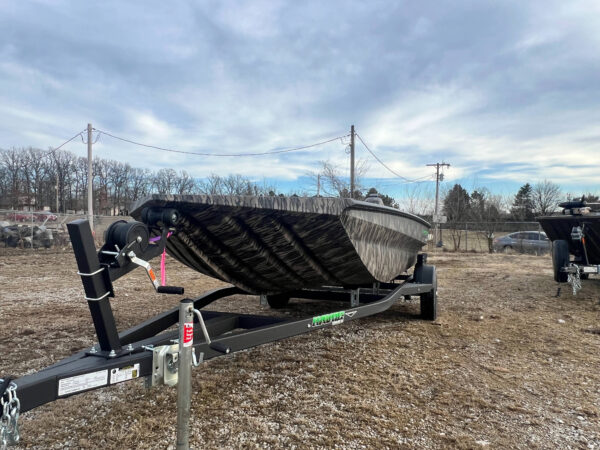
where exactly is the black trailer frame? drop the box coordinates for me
[0,217,436,444]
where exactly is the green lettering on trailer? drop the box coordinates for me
[312,311,345,327]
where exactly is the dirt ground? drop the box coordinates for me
[1,248,599,449]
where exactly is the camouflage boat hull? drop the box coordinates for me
[131,195,430,294]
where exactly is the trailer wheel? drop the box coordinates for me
[552,240,570,283]
[414,264,437,321]
[266,294,290,309]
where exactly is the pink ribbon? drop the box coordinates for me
[149,233,172,286]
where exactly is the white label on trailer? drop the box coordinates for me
[58,370,108,396]
[110,364,140,384]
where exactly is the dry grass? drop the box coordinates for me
[1,250,599,449]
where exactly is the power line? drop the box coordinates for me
[373,174,435,187]
[49,129,87,152]
[95,129,350,157]
[355,132,431,183]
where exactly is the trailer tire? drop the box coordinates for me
[552,240,569,283]
[266,294,290,309]
[414,264,437,321]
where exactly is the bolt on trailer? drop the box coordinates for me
[1,195,438,448]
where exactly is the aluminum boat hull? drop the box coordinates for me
[131,195,430,294]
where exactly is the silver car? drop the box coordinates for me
[493,231,551,254]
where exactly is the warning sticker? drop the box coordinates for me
[183,322,194,347]
[58,370,108,396]
[110,364,140,384]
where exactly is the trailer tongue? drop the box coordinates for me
[1,209,437,448]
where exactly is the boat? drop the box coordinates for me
[130,195,430,294]
[538,200,600,264]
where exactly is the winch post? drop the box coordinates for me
[176,299,194,450]
[68,219,121,354]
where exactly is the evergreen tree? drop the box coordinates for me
[511,183,534,220]
[443,184,471,222]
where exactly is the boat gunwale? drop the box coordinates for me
[131,194,431,228]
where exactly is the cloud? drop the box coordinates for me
[0,0,599,196]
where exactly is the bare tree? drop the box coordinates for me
[470,189,503,253]
[127,168,152,201]
[396,182,435,216]
[174,170,196,195]
[197,173,223,195]
[0,148,24,209]
[532,179,561,216]
[317,159,369,198]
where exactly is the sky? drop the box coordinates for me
[1,0,600,201]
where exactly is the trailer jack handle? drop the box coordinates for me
[192,309,230,354]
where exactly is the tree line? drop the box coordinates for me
[0,148,397,214]
[441,181,598,251]
[0,147,284,214]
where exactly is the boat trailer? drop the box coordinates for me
[553,225,600,295]
[0,217,437,448]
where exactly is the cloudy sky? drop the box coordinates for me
[1,1,599,198]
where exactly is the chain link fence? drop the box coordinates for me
[429,221,546,253]
[0,210,129,251]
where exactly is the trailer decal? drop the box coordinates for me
[183,323,194,347]
[58,370,108,396]
[110,364,140,384]
[312,311,345,327]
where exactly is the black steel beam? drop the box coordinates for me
[120,286,243,345]
[12,279,423,414]
[68,220,121,353]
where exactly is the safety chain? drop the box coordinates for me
[567,264,582,296]
[0,380,20,449]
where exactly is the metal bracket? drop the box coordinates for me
[148,344,179,387]
[350,289,360,308]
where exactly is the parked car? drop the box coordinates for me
[7,212,35,222]
[493,231,551,254]
[35,211,58,222]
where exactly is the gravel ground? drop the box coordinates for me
[1,248,599,449]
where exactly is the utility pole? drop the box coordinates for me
[426,162,450,246]
[316,174,321,197]
[55,172,59,213]
[87,123,94,232]
[350,125,355,199]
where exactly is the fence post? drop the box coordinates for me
[465,223,468,252]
